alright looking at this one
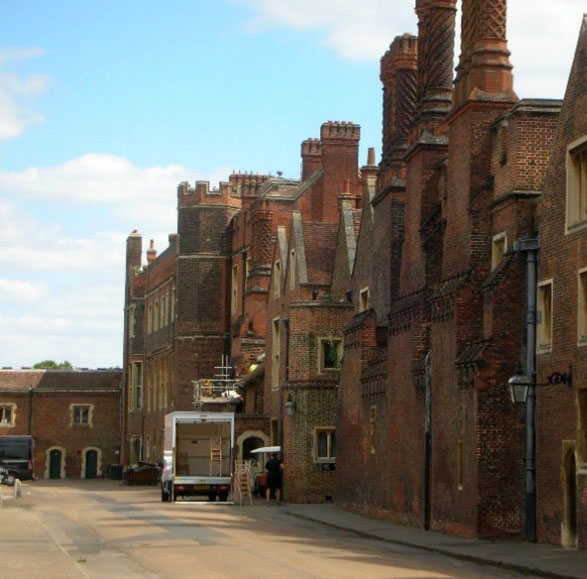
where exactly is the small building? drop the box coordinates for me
[0,369,121,479]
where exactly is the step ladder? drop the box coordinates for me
[210,438,222,476]
[233,460,252,506]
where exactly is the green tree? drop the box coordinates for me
[33,360,73,370]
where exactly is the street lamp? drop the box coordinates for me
[508,372,530,405]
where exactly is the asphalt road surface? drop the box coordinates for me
[0,480,535,578]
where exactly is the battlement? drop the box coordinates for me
[177,180,231,197]
[228,172,270,188]
[301,138,321,157]
[320,121,361,141]
[381,34,418,81]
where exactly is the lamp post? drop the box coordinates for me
[508,366,573,542]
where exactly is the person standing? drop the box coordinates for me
[265,453,283,505]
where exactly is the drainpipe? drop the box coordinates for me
[28,386,33,435]
[514,235,540,543]
[424,350,432,531]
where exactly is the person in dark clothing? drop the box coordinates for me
[265,453,283,505]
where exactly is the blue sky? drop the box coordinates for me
[0,0,585,368]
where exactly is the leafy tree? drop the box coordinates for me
[33,360,73,370]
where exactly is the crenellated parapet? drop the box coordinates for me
[320,121,361,142]
[177,179,240,207]
[301,138,322,180]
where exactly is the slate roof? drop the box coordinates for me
[0,370,122,391]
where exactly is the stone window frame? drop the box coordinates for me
[578,268,587,346]
[128,304,136,338]
[537,279,553,354]
[147,303,153,334]
[313,426,336,463]
[132,361,143,410]
[369,405,376,455]
[317,337,343,374]
[245,256,252,279]
[271,317,280,391]
[153,299,160,333]
[289,250,296,290]
[274,261,281,299]
[566,134,587,233]
[231,264,238,314]
[170,286,175,323]
[70,403,94,427]
[359,287,370,312]
[491,231,507,270]
[0,403,16,428]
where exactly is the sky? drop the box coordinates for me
[0,0,585,369]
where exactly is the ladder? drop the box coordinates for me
[233,460,252,506]
[210,438,222,476]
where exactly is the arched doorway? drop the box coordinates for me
[85,449,98,479]
[562,448,578,548]
[243,436,265,461]
[49,449,62,479]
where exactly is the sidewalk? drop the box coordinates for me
[284,504,587,579]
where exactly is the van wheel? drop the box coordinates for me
[219,492,228,502]
[208,492,217,502]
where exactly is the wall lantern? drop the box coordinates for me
[508,373,530,405]
[284,393,296,417]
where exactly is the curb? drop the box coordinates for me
[286,511,583,579]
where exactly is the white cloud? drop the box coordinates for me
[0,156,231,367]
[242,0,586,98]
[0,46,49,140]
[0,279,44,301]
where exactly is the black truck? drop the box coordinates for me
[0,435,34,480]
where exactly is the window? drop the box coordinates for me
[0,404,15,426]
[359,287,370,312]
[170,287,175,323]
[71,404,92,426]
[164,292,170,326]
[319,338,343,373]
[154,300,159,332]
[160,295,165,328]
[579,270,587,344]
[369,405,376,454]
[132,361,143,409]
[231,265,238,313]
[566,136,587,231]
[537,280,553,352]
[129,436,142,465]
[246,256,252,278]
[491,232,507,270]
[290,250,296,290]
[274,261,281,298]
[272,318,280,391]
[147,304,153,334]
[128,305,136,338]
[457,439,464,490]
[315,428,335,462]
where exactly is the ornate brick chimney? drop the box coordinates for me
[146,239,157,265]
[453,0,516,108]
[380,33,418,176]
[414,0,456,126]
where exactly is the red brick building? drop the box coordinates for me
[0,369,121,479]
[535,17,587,549]
[333,0,585,547]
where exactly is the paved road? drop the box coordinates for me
[1,480,534,578]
